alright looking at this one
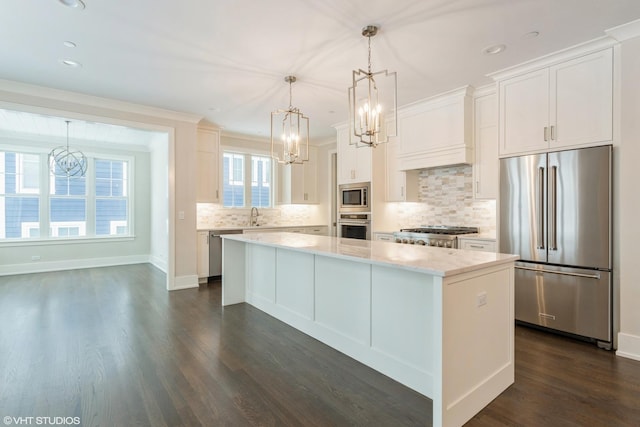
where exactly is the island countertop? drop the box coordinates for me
[222,232,518,277]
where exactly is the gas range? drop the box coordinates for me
[393,226,479,248]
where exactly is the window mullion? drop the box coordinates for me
[244,153,251,207]
[86,157,96,236]
[41,152,50,237]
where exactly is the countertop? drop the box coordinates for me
[197,224,327,232]
[222,232,517,277]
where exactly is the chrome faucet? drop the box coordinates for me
[249,207,259,226]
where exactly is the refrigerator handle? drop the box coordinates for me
[549,165,557,250]
[515,265,601,280]
[537,166,545,250]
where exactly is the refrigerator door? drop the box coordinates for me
[515,262,611,343]
[500,153,547,262]
[547,145,611,269]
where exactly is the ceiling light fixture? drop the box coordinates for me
[349,25,397,148]
[58,0,85,9]
[270,75,310,165]
[49,120,87,178]
[61,59,82,67]
[483,44,506,55]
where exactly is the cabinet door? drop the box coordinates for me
[337,125,371,184]
[196,128,220,203]
[499,69,550,156]
[459,238,496,252]
[550,49,613,148]
[301,146,318,203]
[473,93,498,199]
[385,136,418,202]
[196,231,209,279]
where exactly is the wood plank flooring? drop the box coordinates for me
[0,264,638,426]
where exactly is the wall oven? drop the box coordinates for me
[338,213,371,240]
[339,182,370,213]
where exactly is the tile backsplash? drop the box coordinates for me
[197,203,322,229]
[381,164,496,233]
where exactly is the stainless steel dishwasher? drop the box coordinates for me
[209,229,243,276]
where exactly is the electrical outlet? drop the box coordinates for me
[31,255,41,261]
[477,291,487,307]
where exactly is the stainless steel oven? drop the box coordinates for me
[338,213,371,240]
[339,182,370,213]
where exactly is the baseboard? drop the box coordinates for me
[0,255,150,276]
[616,332,640,361]
[149,254,167,273]
[170,274,199,291]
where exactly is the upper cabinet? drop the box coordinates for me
[277,145,318,204]
[196,125,221,203]
[396,86,473,170]
[473,88,498,200]
[384,134,419,202]
[497,48,613,157]
[336,124,372,185]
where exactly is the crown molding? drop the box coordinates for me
[0,79,203,124]
[606,18,640,42]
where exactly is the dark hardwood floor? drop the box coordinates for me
[0,264,638,426]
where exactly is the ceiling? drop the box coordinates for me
[2,0,640,143]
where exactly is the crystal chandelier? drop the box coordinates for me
[271,75,310,165]
[49,120,87,177]
[349,25,397,147]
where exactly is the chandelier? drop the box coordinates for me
[49,120,87,178]
[271,75,310,165]
[349,25,397,147]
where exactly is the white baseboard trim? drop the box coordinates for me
[616,332,640,361]
[0,255,150,276]
[170,274,199,291]
[149,254,167,273]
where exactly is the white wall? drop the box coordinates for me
[615,33,640,360]
[149,134,169,272]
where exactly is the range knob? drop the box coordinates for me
[429,240,437,246]
[445,241,452,248]
[437,241,444,247]
[395,238,402,243]
[408,239,415,244]
[416,240,426,246]
[402,238,409,244]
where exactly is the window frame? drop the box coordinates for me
[0,144,135,246]
[221,147,274,209]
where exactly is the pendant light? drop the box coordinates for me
[271,75,310,165]
[49,120,87,178]
[349,25,398,147]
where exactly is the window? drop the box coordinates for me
[223,151,272,208]
[0,152,41,238]
[0,149,132,241]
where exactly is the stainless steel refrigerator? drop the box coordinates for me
[500,145,612,349]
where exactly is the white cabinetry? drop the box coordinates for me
[458,237,497,253]
[473,89,498,199]
[396,86,473,170]
[497,48,613,156]
[277,146,318,204]
[374,232,396,242]
[336,124,372,185]
[197,231,209,282]
[384,136,419,202]
[196,126,221,203]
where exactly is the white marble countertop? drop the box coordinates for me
[222,232,517,277]
[197,224,327,232]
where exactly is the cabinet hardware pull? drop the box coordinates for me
[550,125,555,140]
[544,126,549,142]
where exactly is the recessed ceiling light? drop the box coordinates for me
[483,44,506,55]
[58,0,85,9]
[522,31,540,39]
[328,110,335,114]
[63,41,77,48]
[61,59,82,68]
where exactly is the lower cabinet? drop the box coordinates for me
[374,232,396,242]
[243,226,328,236]
[458,237,497,253]
[197,231,209,282]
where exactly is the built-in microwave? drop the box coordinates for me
[339,182,370,213]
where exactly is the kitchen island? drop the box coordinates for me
[222,232,518,427]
